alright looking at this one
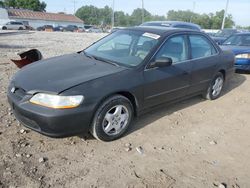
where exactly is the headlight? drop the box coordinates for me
[235,53,250,59]
[30,93,84,109]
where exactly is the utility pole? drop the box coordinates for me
[112,0,115,29]
[221,0,229,30]
[142,0,144,24]
[190,1,196,22]
[72,0,77,15]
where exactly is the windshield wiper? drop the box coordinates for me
[82,51,120,67]
[91,55,120,67]
[82,51,95,59]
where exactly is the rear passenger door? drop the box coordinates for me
[188,34,220,94]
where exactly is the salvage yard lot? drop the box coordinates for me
[0,31,250,188]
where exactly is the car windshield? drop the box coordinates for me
[84,30,160,67]
[215,30,235,37]
[222,34,250,46]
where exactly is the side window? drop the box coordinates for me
[155,35,188,64]
[189,35,217,59]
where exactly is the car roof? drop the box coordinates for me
[142,21,200,27]
[233,32,250,36]
[124,26,201,36]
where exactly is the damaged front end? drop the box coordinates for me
[11,49,42,68]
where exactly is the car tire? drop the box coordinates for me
[18,27,23,30]
[90,95,134,142]
[204,72,224,100]
[2,26,7,30]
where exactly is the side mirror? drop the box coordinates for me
[150,57,173,68]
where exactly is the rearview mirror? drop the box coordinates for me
[150,57,173,68]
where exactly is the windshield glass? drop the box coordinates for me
[223,34,250,46]
[215,30,236,37]
[84,30,160,67]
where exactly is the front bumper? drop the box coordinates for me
[235,64,250,71]
[7,89,94,138]
[235,58,250,72]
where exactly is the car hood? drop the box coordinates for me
[220,45,250,55]
[211,36,226,42]
[12,53,127,94]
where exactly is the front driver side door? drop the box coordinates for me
[143,34,192,109]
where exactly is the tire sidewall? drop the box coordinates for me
[91,95,134,141]
[207,72,224,100]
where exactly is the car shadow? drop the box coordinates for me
[78,73,246,141]
[126,73,246,136]
[0,44,26,49]
[222,73,246,96]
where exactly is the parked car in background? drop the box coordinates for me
[212,29,240,44]
[88,26,103,33]
[111,27,125,33]
[78,27,85,32]
[37,25,54,31]
[141,21,202,31]
[220,32,250,72]
[84,25,94,32]
[24,25,34,30]
[0,21,25,30]
[63,25,78,32]
[54,26,64,32]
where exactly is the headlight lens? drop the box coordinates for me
[30,93,84,109]
[235,53,250,59]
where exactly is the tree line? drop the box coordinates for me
[0,0,46,12]
[76,5,236,29]
[1,1,247,29]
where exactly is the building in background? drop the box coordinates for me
[0,8,84,28]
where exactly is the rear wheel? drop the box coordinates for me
[204,72,224,100]
[90,95,134,142]
[2,26,7,30]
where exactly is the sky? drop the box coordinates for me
[43,0,250,27]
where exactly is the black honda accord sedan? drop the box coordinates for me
[8,26,235,141]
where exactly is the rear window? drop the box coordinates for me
[174,24,199,31]
[189,35,217,59]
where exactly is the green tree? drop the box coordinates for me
[115,11,129,26]
[4,0,46,11]
[211,10,234,29]
[0,0,5,7]
[130,8,152,26]
[76,5,102,25]
[166,9,234,29]
[100,6,112,25]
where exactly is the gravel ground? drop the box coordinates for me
[0,31,250,188]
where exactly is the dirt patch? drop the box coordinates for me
[0,31,249,188]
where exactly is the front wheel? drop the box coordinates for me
[90,95,134,142]
[204,72,224,100]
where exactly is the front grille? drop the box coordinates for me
[14,88,26,99]
[10,87,26,101]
